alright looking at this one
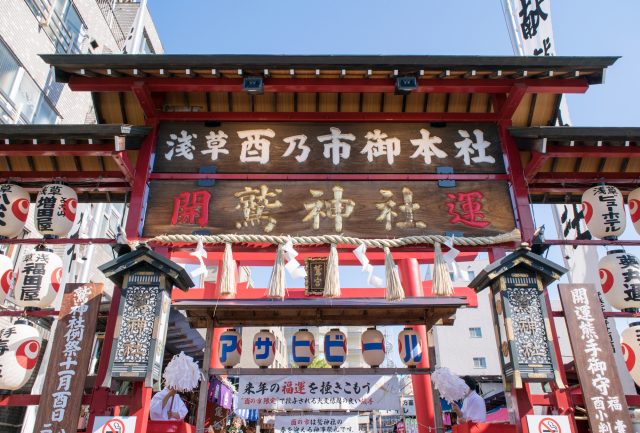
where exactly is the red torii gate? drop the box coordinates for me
[3,53,638,433]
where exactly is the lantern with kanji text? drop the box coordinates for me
[398,327,422,367]
[0,254,13,304]
[13,246,62,309]
[34,184,77,237]
[219,329,242,368]
[628,187,640,235]
[291,329,315,368]
[581,185,626,239]
[621,322,640,387]
[599,250,640,310]
[0,321,41,390]
[324,328,347,368]
[0,184,29,239]
[362,327,385,367]
[253,329,276,367]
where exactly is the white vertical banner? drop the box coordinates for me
[275,414,359,433]
[502,0,556,56]
[552,205,636,394]
[501,0,571,124]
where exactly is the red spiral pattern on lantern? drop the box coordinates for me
[599,268,614,293]
[0,269,12,294]
[630,199,640,223]
[51,268,62,292]
[12,199,29,222]
[622,342,636,371]
[582,201,593,224]
[16,339,40,370]
[63,198,77,222]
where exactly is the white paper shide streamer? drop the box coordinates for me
[431,367,469,403]
[283,238,306,279]
[353,243,384,288]
[163,352,201,392]
[189,238,208,281]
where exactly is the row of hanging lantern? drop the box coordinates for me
[0,183,78,239]
[218,327,422,369]
[0,320,42,390]
[580,185,640,311]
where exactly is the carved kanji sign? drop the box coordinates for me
[153,122,505,174]
[143,181,515,238]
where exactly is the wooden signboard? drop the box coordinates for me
[558,284,633,433]
[305,258,328,296]
[153,122,505,174]
[34,283,103,433]
[143,180,515,238]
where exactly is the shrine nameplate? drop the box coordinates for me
[143,180,515,238]
[153,122,505,174]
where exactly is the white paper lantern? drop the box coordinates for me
[0,184,29,239]
[628,187,640,235]
[398,327,423,367]
[291,329,315,368]
[35,184,77,237]
[219,329,242,368]
[0,254,14,305]
[361,327,385,367]
[0,322,41,390]
[599,250,640,310]
[323,328,347,367]
[621,322,640,386]
[13,247,63,309]
[253,329,276,367]
[582,185,626,239]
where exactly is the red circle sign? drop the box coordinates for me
[102,419,126,433]
[538,418,561,433]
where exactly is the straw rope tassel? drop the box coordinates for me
[383,247,405,301]
[323,244,341,298]
[432,242,454,296]
[267,244,286,299]
[218,242,237,296]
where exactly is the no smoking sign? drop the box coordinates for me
[527,415,571,433]
[93,416,137,433]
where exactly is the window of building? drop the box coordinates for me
[24,0,86,53]
[467,270,476,280]
[473,357,487,369]
[469,327,482,338]
[0,38,59,124]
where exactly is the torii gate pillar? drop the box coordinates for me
[398,258,436,433]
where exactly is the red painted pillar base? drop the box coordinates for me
[398,258,436,433]
[130,382,153,433]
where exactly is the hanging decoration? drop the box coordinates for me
[361,327,385,368]
[13,246,62,309]
[0,321,42,390]
[324,328,347,368]
[431,367,469,403]
[188,238,208,282]
[218,242,236,296]
[291,329,315,368]
[0,254,13,304]
[34,184,77,237]
[432,243,454,296]
[283,238,306,279]
[383,247,405,301]
[582,185,626,239]
[267,245,286,299]
[0,184,29,239]
[629,187,640,235]
[219,329,242,368]
[322,244,340,298]
[253,329,276,368]
[621,323,640,386]
[353,243,384,288]
[598,250,640,310]
[163,352,201,392]
[398,327,422,367]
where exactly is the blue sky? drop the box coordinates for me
[148,0,639,127]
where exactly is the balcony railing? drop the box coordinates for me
[95,0,130,50]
